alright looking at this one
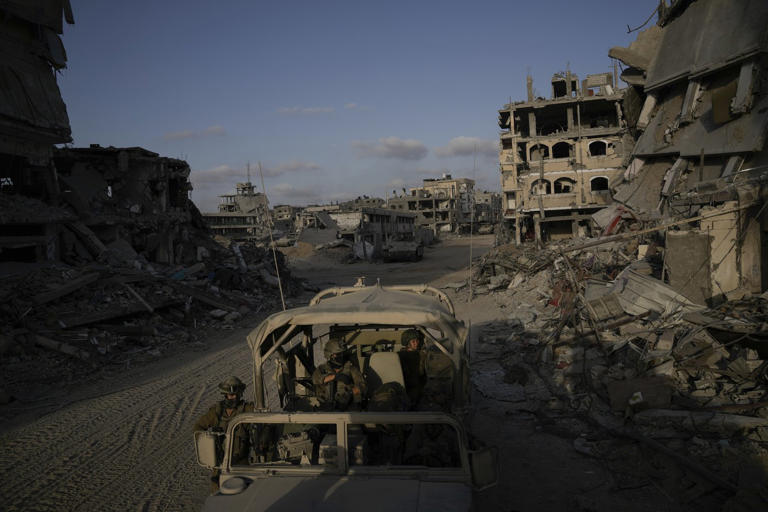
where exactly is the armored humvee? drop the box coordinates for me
[194,283,497,510]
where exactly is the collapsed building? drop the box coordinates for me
[388,174,475,233]
[498,71,631,244]
[296,205,426,261]
[0,1,299,399]
[462,1,768,507]
[474,190,502,233]
[0,1,74,261]
[202,181,271,242]
[608,0,768,302]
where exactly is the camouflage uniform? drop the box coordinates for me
[312,360,366,410]
[398,329,427,405]
[194,377,254,493]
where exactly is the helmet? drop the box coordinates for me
[324,339,346,369]
[401,329,423,347]
[218,376,246,395]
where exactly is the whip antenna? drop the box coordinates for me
[258,162,286,310]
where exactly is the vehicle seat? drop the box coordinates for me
[365,352,405,394]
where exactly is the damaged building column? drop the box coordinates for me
[636,92,658,130]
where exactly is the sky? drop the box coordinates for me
[57,0,659,212]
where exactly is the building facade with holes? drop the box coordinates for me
[498,71,631,243]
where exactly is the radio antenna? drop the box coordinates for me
[258,162,286,310]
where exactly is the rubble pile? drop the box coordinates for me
[455,238,768,505]
[0,235,300,403]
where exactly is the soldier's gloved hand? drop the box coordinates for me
[335,373,353,385]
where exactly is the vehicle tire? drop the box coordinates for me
[412,246,423,261]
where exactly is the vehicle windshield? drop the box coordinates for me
[231,421,338,468]
[228,418,462,472]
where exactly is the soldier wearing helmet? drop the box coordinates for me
[398,329,427,405]
[193,376,255,492]
[312,339,366,410]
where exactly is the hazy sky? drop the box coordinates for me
[57,0,657,211]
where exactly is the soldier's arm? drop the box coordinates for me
[193,405,219,431]
[350,366,366,397]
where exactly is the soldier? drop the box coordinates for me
[312,339,366,410]
[193,376,254,493]
[398,329,427,405]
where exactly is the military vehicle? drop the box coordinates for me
[382,232,423,262]
[194,282,497,510]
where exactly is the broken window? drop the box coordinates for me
[530,179,551,195]
[588,140,607,157]
[552,142,571,159]
[498,110,511,130]
[515,112,530,137]
[530,144,550,161]
[516,143,527,163]
[590,177,609,192]
[553,178,576,194]
[536,104,568,136]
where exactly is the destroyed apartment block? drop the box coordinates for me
[610,0,768,303]
[52,145,202,266]
[202,181,272,242]
[387,174,475,234]
[297,206,424,261]
[498,70,631,244]
[473,190,502,233]
[464,2,768,506]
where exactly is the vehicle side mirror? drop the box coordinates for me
[469,446,499,490]
[194,431,223,469]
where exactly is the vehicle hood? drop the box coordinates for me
[203,475,472,512]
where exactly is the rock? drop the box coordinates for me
[647,359,675,376]
[509,307,537,326]
[488,274,510,290]
[441,281,466,290]
[224,311,242,323]
[573,436,598,457]
[606,377,672,411]
[208,309,229,319]
[507,273,525,290]
[106,238,138,263]
[259,269,280,287]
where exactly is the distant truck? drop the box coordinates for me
[194,283,497,510]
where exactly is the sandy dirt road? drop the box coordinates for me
[0,236,493,511]
[0,328,255,511]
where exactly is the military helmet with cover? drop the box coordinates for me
[218,376,246,395]
[401,328,423,348]
[324,339,346,369]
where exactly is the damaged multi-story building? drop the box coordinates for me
[0,1,74,262]
[202,181,271,241]
[52,145,200,265]
[474,190,502,233]
[388,174,475,234]
[608,0,768,301]
[498,71,631,243]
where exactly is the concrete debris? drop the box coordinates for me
[469,195,768,505]
[1,142,300,390]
